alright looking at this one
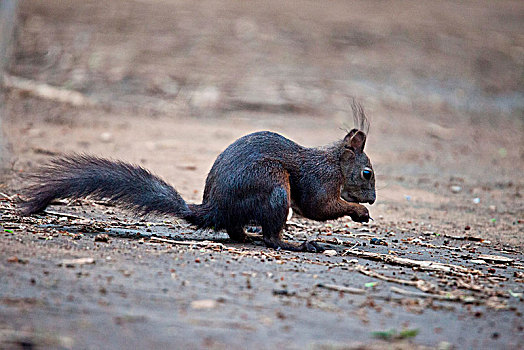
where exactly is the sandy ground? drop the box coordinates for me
[1,0,523,349]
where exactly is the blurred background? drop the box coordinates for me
[1,3,523,347]
[0,0,522,208]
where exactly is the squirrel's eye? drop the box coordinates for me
[361,167,373,180]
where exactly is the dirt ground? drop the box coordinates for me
[1,0,523,349]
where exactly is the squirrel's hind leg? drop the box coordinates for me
[226,226,252,243]
[261,185,324,253]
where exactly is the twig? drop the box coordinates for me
[346,242,360,250]
[355,265,436,292]
[3,73,96,107]
[343,249,481,275]
[58,257,95,267]
[443,234,484,242]
[149,236,226,249]
[478,254,514,264]
[390,286,443,298]
[109,221,178,227]
[43,210,84,220]
[0,192,16,201]
[316,283,366,295]
[415,242,462,251]
[390,286,476,303]
[352,233,377,238]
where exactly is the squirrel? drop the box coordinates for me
[19,104,376,253]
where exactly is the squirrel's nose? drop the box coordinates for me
[367,192,376,205]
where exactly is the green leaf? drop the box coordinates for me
[399,328,419,338]
[4,229,13,234]
[372,328,419,340]
[371,329,396,340]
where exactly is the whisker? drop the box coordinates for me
[375,183,390,191]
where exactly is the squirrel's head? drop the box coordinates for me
[339,126,376,205]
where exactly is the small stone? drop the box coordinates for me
[450,185,462,193]
[370,238,388,246]
[94,234,110,243]
[272,289,295,296]
[190,299,217,310]
[7,256,27,264]
[323,249,337,257]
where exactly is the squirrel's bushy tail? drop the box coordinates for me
[20,155,193,219]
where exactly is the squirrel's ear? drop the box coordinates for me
[343,129,366,153]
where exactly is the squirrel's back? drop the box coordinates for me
[202,131,311,202]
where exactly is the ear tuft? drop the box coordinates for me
[343,130,366,153]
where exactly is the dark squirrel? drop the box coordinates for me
[20,106,376,253]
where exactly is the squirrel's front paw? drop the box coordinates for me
[350,205,370,223]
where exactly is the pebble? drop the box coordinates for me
[370,238,388,246]
[190,299,217,310]
[94,234,110,243]
[323,250,337,257]
[450,185,462,193]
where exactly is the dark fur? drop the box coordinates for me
[20,107,375,252]
[20,156,192,218]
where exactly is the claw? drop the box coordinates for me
[303,241,325,253]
